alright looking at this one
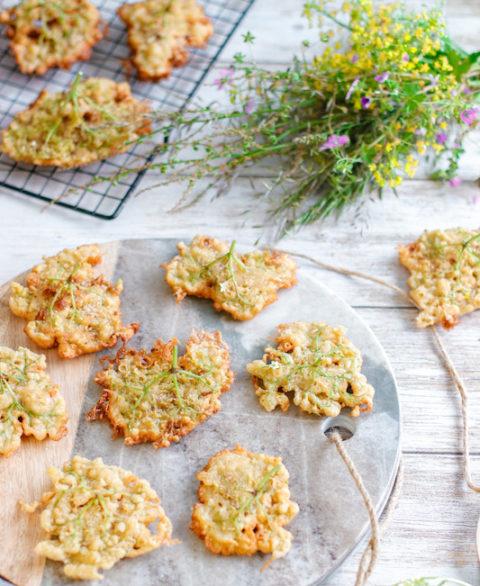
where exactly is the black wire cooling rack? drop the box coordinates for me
[0,0,254,219]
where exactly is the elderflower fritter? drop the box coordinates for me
[25,456,173,580]
[163,236,297,320]
[88,331,233,448]
[9,245,138,359]
[191,446,299,560]
[0,77,151,168]
[399,228,480,328]
[0,0,105,75]
[247,322,374,417]
[118,0,213,81]
[0,346,67,457]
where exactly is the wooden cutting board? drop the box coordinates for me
[0,242,118,586]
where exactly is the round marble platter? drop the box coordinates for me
[0,238,401,586]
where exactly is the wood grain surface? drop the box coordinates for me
[0,243,118,586]
[1,0,480,584]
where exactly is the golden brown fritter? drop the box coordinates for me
[9,244,138,359]
[118,0,213,81]
[399,228,480,328]
[191,445,299,560]
[0,0,105,75]
[88,331,233,448]
[163,236,297,320]
[0,346,67,457]
[247,322,374,417]
[23,455,173,580]
[0,76,151,168]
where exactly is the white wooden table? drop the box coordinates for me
[1,1,480,584]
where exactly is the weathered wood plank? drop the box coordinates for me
[324,452,480,585]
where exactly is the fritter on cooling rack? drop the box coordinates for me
[0,0,105,75]
[9,244,138,359]
[163,235,297,320]
[0,346,67,457]
[0,76,151,168]
[23,456,173,580]
[88,331,233,448]
[399,227,480,328]
[247,321,374,417]
[191,445,299,560]
[118,0,213,81]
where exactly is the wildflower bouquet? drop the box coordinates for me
[102,0,480,232]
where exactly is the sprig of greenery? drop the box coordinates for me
[126,343,216,422]
[201,240,251,306]
[44,72,84,146]
[231,464,281,527]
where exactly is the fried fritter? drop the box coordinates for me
[399,228,480,328]
[118,0,213,81]
[0,346,67,457]
[24,455,173,580]
[0,0,105,75]
[191,445,299,560]
[9,244,138,359]
[88,331,233,448]
[0,76,151,168]
[247,322,374,417]
[163,236,297,320]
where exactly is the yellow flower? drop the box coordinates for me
[416,140,427,155]
[389,176,402,188]
[405,155,419,178]
[390,157,400,169]
[373,171,386,187]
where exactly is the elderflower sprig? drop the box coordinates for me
[88,0,480,234]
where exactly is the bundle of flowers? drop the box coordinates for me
[97,0,480,232]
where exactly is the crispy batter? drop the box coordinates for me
[163,235,297,320]
[89,331,233,448]
[399,228,480,328]
[9,244,138,359]
[25,455,173,580]
[118,0,213,81]
[247,322,374,417]
[0,77,151,168]
[191,445,299,560]
[0,0,105,75]
[0,346,67,457]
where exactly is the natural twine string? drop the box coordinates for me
[329,432,404,586]
[278,248,474,581]
[431,326,480,493]
[277,250,412,303]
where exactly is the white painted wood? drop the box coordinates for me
[1,0,480,583]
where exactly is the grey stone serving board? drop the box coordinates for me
[4,238,402,586]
